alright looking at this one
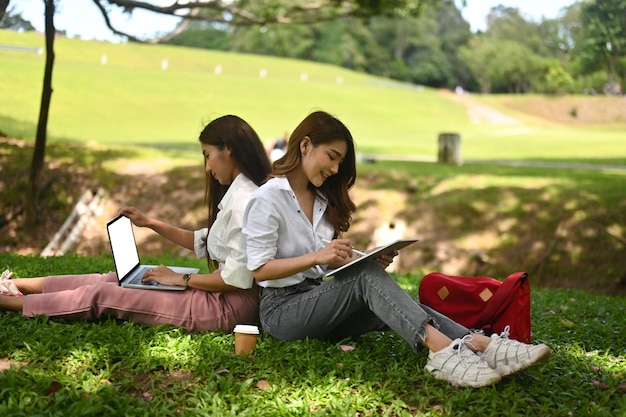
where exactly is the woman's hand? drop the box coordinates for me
[376,251,399,269]
[142,265,184,286]
[319,238,355,267]
[119,206,152,228]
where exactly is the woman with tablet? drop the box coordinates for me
[242,110,551,388]
[0,115,271,333]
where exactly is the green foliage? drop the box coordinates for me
[576,0,626,89]
[0,253,624,416]
[458,35,498,93]
[166,0,471,89]
[0,5,35,31]
[165,27,231,51]
[485,5,552,57]
[159,0,622,94]
[544,64,575,95]
[459,35,548,94]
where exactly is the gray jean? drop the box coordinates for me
[259,260,470,352]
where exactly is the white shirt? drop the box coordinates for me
[243,176,334,288]
[193,174,258,289]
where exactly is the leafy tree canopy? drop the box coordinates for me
[90,0,435,43]
[0,4,35,31]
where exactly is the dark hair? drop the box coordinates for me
[272,111,356,234]
[199,115,272,230]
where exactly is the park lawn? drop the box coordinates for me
[0,252,624,416]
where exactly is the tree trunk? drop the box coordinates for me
[25,0,55,228]
[437,133,462,165]
[607,53,616,95]
[0,0,10,22]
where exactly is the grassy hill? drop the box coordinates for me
[1,29,625,164]
[1,29,465,156]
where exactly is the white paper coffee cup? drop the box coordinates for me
[233,325,259,355]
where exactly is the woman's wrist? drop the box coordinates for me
[146,217,161,231]
[310,252,321,269]
[182,273,192,287]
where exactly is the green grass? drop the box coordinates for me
[0,253,624,416]
[356,160,626,295]
[1,29,625,165]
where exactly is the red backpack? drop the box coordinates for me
[418,271,532,343]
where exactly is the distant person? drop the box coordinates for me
[242,110,551,388]
[266,131,288,162]
[0,115,271,332]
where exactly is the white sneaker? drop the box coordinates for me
[482,326,551,377]
[425,335,502,388]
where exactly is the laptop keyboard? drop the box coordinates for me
[126,266,158,286]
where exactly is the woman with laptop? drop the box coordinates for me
[0,115,271,333]
[242,110,551,388]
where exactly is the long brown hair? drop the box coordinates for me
[272,111,356,234]
[199,115,272,230]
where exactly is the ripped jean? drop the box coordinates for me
[259,260,470,352]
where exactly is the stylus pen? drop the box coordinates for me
[321,238,367,257]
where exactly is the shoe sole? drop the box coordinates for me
[425,365,501,388]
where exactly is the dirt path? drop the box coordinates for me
[445,91,522,126]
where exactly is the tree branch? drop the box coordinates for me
[88,0,428,43]
[0,0,10,23]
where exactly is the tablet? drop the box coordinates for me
[324,238,419,277]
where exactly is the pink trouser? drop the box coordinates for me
[22,272,259,332]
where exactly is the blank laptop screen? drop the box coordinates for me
[107,215,141,279]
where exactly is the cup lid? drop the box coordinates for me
[233,324,259,334]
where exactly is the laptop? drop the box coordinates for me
[106,214,199,290]
[325,238,419,277]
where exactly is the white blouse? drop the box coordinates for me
[243,176,334,288]
[193,174,258,289]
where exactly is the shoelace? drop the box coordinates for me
[498,325,511,340]
[495,325,523,347]
[455,335,488,368]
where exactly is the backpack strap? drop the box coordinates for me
[475,272,527,329]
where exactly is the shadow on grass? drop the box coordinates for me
[357,161,626,296]
[0,284,624,416]
[0,115,37,142]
